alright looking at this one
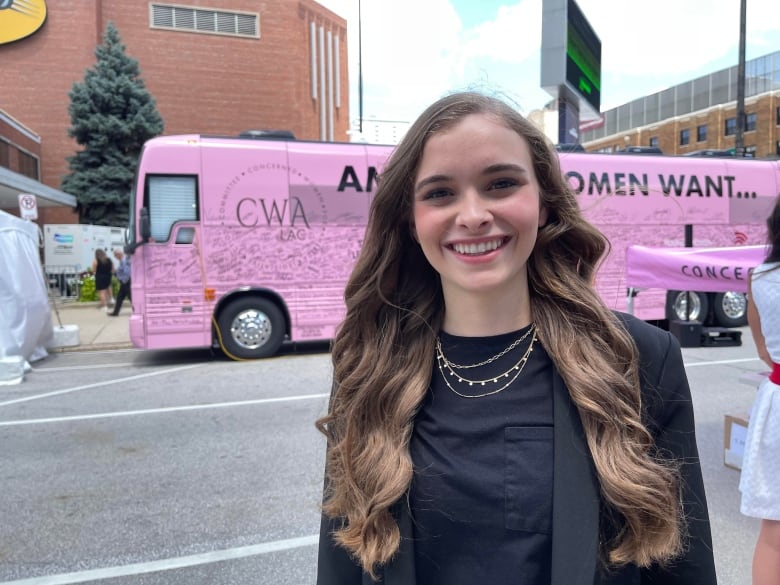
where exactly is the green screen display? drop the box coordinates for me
[566,0,601,113]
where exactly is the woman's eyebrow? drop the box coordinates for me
[414,174,452,193]
[482,163,529,175]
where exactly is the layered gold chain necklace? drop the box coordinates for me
[435,324,538,399]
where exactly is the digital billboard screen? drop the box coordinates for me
[565,0,601,113]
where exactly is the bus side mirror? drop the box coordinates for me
[140,207,151,241]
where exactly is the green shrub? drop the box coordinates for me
[78,274,96,302]
[77,274,120,302]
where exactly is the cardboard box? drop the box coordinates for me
[724,413,749,471]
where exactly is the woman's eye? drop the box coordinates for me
[489,178,518,190]
[422,188,451,201]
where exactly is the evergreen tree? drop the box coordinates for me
[62,22,163,226]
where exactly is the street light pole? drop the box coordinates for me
[735,0,746,155]
[358,0,363,135]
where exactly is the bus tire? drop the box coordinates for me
[217,297,285,359]
[666,290,709,323]
[711,291,748,328]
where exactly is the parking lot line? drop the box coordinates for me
[0,392,330,427]
[0,365,203,408]
[0,534,319,584]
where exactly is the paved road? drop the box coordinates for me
[0,330,767,584]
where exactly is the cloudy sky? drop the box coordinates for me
[318,0,780,126]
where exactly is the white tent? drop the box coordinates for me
[0,209,53,384]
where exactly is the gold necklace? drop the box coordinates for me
[435,326,537,399]
[437,324,536,370]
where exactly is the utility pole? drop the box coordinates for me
[735,0,746,156]
[358,0,363,135]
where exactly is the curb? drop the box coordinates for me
[48,342,135,353]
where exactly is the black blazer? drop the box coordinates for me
[317,313,717,584]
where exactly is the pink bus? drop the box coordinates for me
[125,134,779,358]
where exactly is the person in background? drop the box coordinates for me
[315,91,716,584]
[741,193,780,585]
[91,248,114,312]
[109,248,132,316]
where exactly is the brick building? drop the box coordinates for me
[581,50,780,158]
[0,0,348,226]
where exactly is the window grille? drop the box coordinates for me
[151,4,259,38]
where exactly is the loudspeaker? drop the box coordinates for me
[669,320,703,348]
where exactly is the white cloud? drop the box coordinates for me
[319,0,780,124]
[460,2,542,65]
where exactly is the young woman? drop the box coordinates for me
[91,248,114,312]
[741,193,780,585]
[316,91,716,584]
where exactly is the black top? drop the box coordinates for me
[316,313,717,585]
[94,258,113,290]
[408,325,554,585]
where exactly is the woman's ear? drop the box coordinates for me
[538,205,549,228]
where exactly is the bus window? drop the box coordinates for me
[146,175,199,242]
[175,226,195,244]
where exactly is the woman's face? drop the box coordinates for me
[412,113,547,303]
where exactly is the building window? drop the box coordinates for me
[17,150,40,180]
[776,106,780,126]
[697,124,707,142]
[776,141,780,156]
[0,139,9,169]
[746,112,757,132]
[150,4,259,38]
[744,145,756,158]
[725,117,737,136]
[679,128,690,146]
[649,136,659,148]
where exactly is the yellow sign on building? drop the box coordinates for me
[0,0,47,45]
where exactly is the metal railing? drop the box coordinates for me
[44,265,81,300]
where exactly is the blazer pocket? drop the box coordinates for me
[504,426,554,533]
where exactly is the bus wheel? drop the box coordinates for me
[217,297,285,359]
[712,292,747,327]
[666,290,709,323]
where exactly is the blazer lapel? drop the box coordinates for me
[551,370,601,585]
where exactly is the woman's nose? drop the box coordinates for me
[456,191,491,230]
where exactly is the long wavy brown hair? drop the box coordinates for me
[761,193,780,265]
[316,91,683,578]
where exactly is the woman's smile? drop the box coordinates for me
[448,236,510,256]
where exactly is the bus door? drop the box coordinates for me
[139,173,210,348]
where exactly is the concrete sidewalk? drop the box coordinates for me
[47,300,133,352]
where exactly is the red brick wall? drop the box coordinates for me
[0,113,42,164]
[0,0,101,190]
[0,0,349,220]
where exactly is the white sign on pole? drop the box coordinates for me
[18,193,38,220]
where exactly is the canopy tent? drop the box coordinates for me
[0,209,53,384]
[624,244,769,319]
[626,245,769,295]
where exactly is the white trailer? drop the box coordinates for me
[43,224,124,272]
[43,224,125,298]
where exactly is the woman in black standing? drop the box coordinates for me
[91,248,114,312]
[316,91,716,584]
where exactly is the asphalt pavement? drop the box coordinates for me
[47,299,133,352]
[14,305,770,583]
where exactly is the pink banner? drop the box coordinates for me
[625,245,769,293]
